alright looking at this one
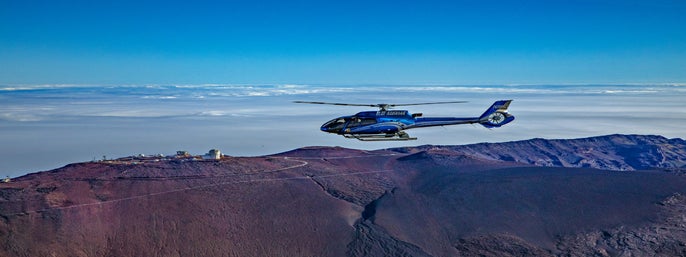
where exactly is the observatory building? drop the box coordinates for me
[204,149,222,160]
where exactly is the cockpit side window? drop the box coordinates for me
[347,117,376,128]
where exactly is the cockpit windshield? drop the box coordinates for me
[322,118,347,133]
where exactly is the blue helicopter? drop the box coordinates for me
[294,100,514,141]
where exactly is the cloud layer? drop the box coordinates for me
[0,84,684,177]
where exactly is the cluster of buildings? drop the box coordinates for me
[104,149,224,165]
[1,149,225,183]
[177,149,222,160]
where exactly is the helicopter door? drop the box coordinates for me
[346,117,377,128]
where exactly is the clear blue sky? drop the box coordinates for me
[1,0,685,85]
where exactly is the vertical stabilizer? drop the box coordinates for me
[479,100,514,128]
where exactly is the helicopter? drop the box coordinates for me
[294,100,514,141]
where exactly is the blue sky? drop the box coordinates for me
[2,0,685,84]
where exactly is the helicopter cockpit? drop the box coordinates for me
[321,118,347,133]
[321,116,378,133]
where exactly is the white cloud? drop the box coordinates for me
[0,84,684,177]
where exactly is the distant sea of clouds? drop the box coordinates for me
[1,84,685,177]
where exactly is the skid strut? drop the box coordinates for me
[344,131,417,141]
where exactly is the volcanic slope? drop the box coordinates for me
[391,134,686,171]
[1,134,686,257]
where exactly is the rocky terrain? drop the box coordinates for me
[1,134,686,257]
[391,134,686,171]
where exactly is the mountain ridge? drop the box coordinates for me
[1,134,686,256]
[388,134,686,171]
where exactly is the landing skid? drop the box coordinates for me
[344,132,417,141]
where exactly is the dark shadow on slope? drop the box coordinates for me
[372,165,686,256]
[347,221,433,257]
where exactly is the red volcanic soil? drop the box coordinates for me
[1,134,686,256]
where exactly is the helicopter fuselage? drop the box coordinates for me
[319,100,514,140]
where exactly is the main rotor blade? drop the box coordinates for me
[293,101,378,107]
[294,100,468,111]
[389,101,468,107]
